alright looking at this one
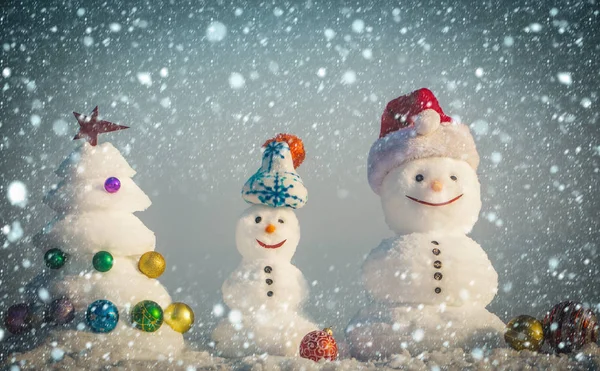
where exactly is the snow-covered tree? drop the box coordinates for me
[30,108,185,360]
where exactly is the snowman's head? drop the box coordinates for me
[235,204,300,261]
[380,157,481,235]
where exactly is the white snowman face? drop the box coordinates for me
[380,157,482,235]
[235,204,300,261]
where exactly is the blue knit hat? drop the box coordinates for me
[242,136,307,209]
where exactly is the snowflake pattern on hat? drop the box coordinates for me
[242,141,307,209]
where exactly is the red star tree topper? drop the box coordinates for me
[72,106,129,146]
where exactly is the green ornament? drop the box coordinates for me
[44,248,68,269]
[92,251,114,272]
[131,300,163,332]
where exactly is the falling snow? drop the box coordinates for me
[526,23,543,33]
[490,152,503,164]
[50,348,65,362]
[7,181,28,207]
[228,309,242,324]
[324,28,336,40]
[30,114,41,128]
[52,119,69,136]
[5,221,23,242]
[557,72,573,85]
[0,2,599,370]
[228,73,246,89]
[352,19,365,33]
[470,119,489,136]
[109,23,122,33]
[206,21,227,42]
[341,70,357,85]
[136,72,152,86]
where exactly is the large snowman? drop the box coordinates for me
[346,88,505,360]
[212,134,317,357]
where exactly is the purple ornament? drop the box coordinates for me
[104,177,121,193]
[4,303,33,334]
[47,297,75,325]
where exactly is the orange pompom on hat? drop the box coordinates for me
[242,134,308,209]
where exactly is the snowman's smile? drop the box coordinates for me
[256,239,287,249]
[406,194,463,206]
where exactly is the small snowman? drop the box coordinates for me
[212,134,317,357]
[346,88,505,359]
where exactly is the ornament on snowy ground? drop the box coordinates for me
[44,248,68,269]
[47,297,75,325]
[86,299,119,333]
[163,302,194,333]
[72,106,129,146]
[299,327,338,362]
[504,315,544,351]
[131,300,164,332]
[4,303,33,334]
[27,303,48,329]
[138,251,166,278]
[92,251,114,272]
[103,177,121,193]
[542,301,598,353]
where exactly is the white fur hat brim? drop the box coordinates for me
[367,123,480,195]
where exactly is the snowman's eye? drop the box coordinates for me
[255,216,262,224]
[450,175,457,181]
[415,174,424,182]
[278,219,284,224]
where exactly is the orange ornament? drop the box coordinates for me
[263,133,305,168]
[299,327,338,362]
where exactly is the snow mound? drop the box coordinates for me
[3,340,599,370]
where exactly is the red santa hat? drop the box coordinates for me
[367,88,480,194]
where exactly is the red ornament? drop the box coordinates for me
[379,88,452,138]
[299,327,338,362]
[73,106,129,146]
[542,301,598,353]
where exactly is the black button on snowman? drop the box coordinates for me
[432,241,442,294]
[264,266,274,297]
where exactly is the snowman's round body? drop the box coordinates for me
[347,157,505,359]
[212,205,317,357]
[222,259,308,312]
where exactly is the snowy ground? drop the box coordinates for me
[2,334,599,371]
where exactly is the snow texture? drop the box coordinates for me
[379,157,482,235]
[27,142,184,360]
[3,340,600,370]
[213,205,317,357]
[349,156,504,358]
[39,212,155,255]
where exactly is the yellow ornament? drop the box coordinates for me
[504,315,545,351]
[164,302,194,333]
[138,251,166,279]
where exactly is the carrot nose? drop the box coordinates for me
[431,180,444,192]
[265,224,276,234]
